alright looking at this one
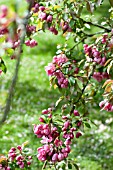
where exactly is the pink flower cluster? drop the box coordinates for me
[45,54,69,88]
[32,3,59,35]
[8,145,32,169]
[26,25,36,34]
[84,44,106,66]
[25,39,38,47]
[34,121,72,162]
[33,3,53,22]
[60,21,72,33]
[34,108,83,163]
[99,100,113,112]
[92,72,109,82]
[0,164,10,170]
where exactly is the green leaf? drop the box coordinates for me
[86,1,94,13]
[55,96,64,107]
[85,122,91,128]
[0,58,7,73]
[84,23,90,29]
[68,76,75,85]
[109,0,113,6]
[62,61,71,67]
[68,163,72,169]
[76,78,83,90]
[6,48,14,55]
[0,35,5,43]
[73,163,79,170]
[95,0,103,6]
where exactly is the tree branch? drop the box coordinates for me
[70,63,96,115]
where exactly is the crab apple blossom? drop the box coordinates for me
[49,26,58,35]
[46,15,53,23]
[45,63,55,76]
[25,39,38,47]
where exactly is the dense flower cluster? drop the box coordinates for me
[34,108,82,163]
[45,54,69,88]
[0,145,32,169]
[92,72,109,82]
[25,39,38,47]
[99,100,113,112]
[84,44,106,66]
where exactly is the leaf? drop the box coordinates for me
[86,1,94,14]
[84,23,90,29]
[105,84,112,93]
[102,79,113,88]
[76,78,83,90]
[73,163,80,170]
[62,61,71,67]
[77,5,83,17]
[109,0,113,6]
[68,76,75,85]
[107,62,113,74]
[0,58,7,73]
[6,48,14,55]
[85,122,91,128]
[36,20,43,30]
[104,59,112,66]
[0,35,5,43]
[54,5,60,10]
[95,0,103,6]
[68,163,72,169]
[55,96,64,107]
[54,84,58,89]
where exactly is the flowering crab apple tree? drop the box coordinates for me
[0,0,113,169]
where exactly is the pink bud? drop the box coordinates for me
[52,153,58,162]
[46,15,53,23]
[64,121,70,129]
[39,117,45,123]
[39,6,45,11]
[58,153,64,161]
[73,110,80,116]
[42,109,48,114]
[17,145,22,151]
[27,161,31,165]
[76,132,82,138]
[19,162,24,169]
[0,70,2,74]
[48,107,52,112]
[99,101,105,108]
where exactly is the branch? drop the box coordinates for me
[83,19,111,32]
[70,11,111,32]
[42,161,47,170]
[70,63,96,114]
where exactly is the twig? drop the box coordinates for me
[70,63,96,114]
[42,161,47,170]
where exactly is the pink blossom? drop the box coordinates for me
[52,153,58,162]
[45,63,55,76]
[53,54,68,66]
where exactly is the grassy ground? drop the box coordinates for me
[0,0,113,170]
